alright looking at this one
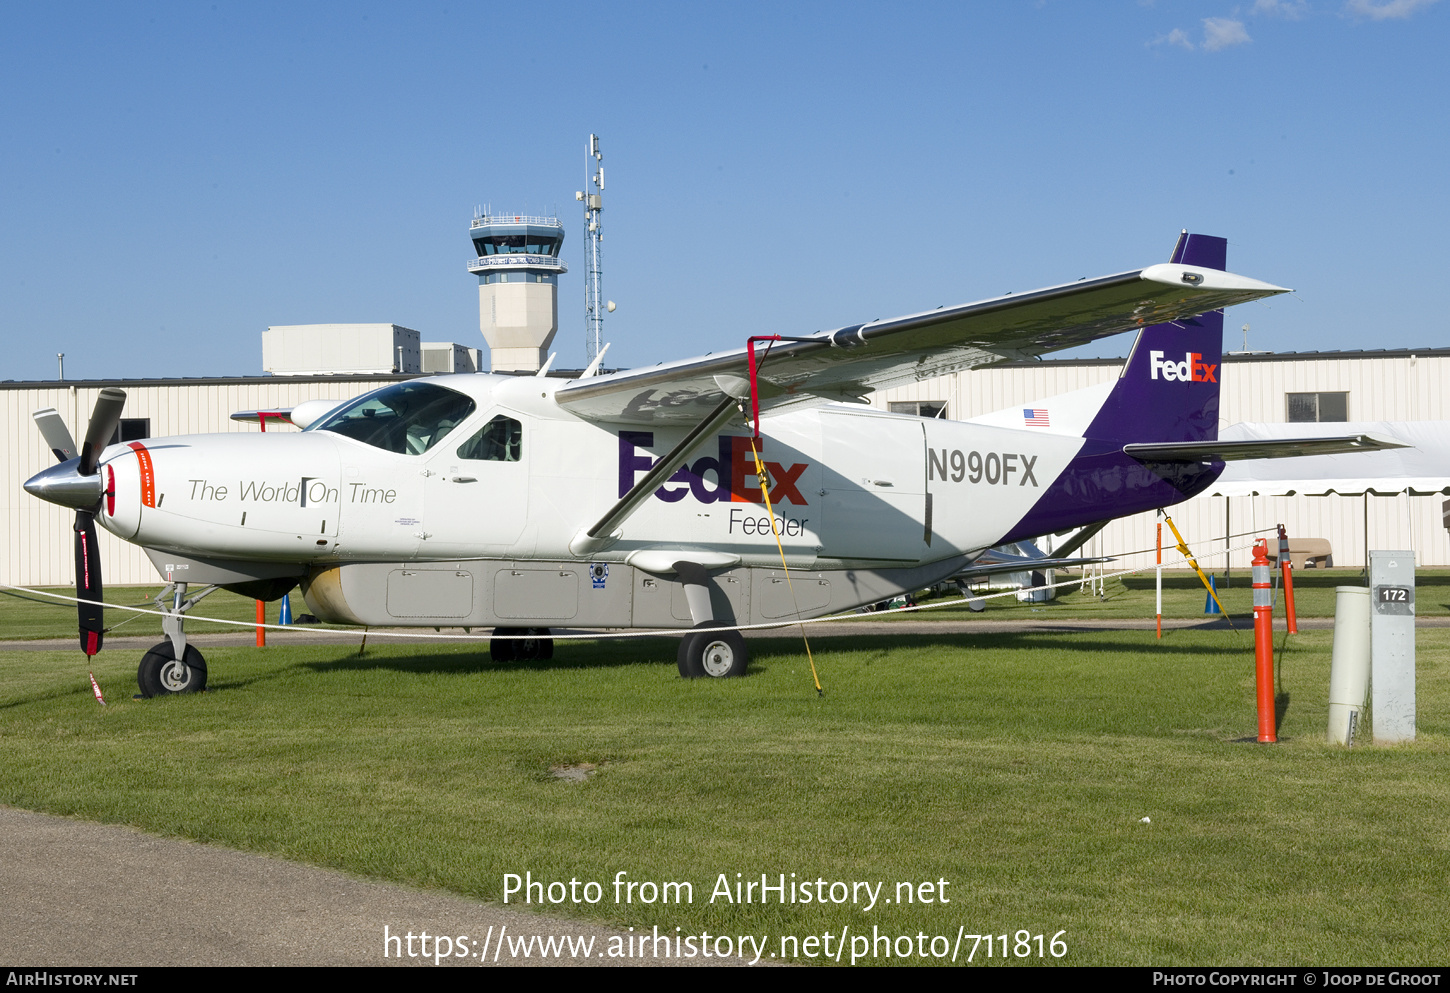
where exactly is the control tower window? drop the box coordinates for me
[310,382,476,456]
[457,415,522,462]
[472,235,559,256]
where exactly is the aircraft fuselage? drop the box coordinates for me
[89,373,1218,629]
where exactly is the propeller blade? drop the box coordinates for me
[78,388,126,477]
[74,511,104,656]
[33,408,78,463]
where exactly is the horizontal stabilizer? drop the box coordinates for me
[230,409,294,425]
[1123,434,1407,463]
[955,554,1113,582]
[955,539,1113,582]
[232,398,349,431]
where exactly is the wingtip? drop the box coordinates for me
[1138,263,1290,298]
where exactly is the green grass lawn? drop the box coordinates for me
[1,613,1446,965]
[0,583,293,641]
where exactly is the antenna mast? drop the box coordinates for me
[578,134,606,366]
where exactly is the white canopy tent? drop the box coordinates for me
[1210,421,1450,499]
[1205,422,1450,571]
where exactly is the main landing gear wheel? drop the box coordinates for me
[677,624,749,679]
[489,627,554,663]
[137,641,208,698]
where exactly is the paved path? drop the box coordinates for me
[0,806,760,967]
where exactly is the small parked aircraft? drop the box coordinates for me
[24,232,1396,693]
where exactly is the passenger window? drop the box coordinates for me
[457,415,523,462]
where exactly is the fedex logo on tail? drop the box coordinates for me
[1149,350,1218,383]
[619,432,810,505]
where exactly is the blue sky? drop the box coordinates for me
[1,0,1445,380]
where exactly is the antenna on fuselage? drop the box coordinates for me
[580,342,611,379]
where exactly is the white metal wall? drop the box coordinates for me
[875,351,1450,569]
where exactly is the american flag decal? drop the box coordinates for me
[1023,408,1050,427]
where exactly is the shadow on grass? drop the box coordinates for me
[274,627,1262,678]
[299,638,683,677]
[688,630,1252,660]
[130,626,1270,697]
[1276,690,1292,728]
[0,685,98,711]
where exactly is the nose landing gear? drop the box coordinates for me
[135,582,218,698]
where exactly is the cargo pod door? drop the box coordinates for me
[422,410,530,557]
[818,410,927,564]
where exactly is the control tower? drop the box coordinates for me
[467,213,568,372]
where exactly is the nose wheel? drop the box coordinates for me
[137,641,208,697]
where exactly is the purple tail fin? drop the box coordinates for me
[1082,233,1227,446]
[1001,233,1231,543]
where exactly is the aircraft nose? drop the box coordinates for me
[23,458,105,510]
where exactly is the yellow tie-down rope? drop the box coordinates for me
[1163,514,1235,631]
[750,440,824,696]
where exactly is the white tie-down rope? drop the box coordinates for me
[0,530,1278,644]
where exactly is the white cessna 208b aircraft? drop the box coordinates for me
[25,232,1389,695]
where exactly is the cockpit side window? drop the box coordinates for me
[457,415,522,462]
[310,382,476,456]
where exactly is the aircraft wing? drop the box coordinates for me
[554,262,1288,425]
[1123,434,1408,463]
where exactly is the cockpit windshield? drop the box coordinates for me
[309,382,477,455]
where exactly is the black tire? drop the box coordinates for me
[492,627,553,662]
[519,628,554,661]
[137,641,208,698]
[490,627,518,663]
[677,625,748,679]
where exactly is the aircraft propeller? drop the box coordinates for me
[26,389,127,655]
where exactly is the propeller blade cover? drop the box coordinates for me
[74,511,104,656]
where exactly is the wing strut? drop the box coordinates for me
[570,396,743,555]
